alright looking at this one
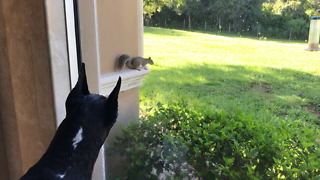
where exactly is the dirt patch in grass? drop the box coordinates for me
[306,103,320,119]
[250,82,272,93]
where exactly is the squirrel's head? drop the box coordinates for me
[148,57,154,65]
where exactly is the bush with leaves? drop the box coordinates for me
[107,102,320,179]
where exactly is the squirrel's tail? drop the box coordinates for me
[116,54,130,71]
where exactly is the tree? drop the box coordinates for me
[146,0,320,39]
[143,0,168,18]
[210,0,264,32]
[144,0,187,18]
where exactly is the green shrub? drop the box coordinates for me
[107,102,320,179]
[286,18,309,40]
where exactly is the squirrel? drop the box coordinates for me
[116,54,154,71]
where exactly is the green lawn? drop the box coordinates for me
[141,27,320,125]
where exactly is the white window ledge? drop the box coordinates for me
[100,67,150,96]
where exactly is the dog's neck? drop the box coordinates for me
[34,111,107,179]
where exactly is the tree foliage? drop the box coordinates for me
[144,0,320,40]
[143,0,187,18]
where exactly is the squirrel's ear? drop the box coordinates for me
[65,63,90,114]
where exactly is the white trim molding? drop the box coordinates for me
[64,0,79,88]
[45,0,71,126]
[100,67,150,96]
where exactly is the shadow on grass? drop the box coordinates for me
[144,26,307,45]
[144,27,199,37]
[141,63,320,124]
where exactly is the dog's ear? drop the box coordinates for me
[65,63,90,114]
[107,77,121,104]
[105,77,121,120]
[74,63,90,95]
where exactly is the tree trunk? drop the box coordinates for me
[188,14,191,30]
[216,15,219,29]
[289,28,292,41]
[204,21,207,32]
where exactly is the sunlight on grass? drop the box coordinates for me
[141,27,320,123]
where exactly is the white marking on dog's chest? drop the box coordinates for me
[72,127,83,149]
[56,167,70,179]
[56,172,67,178]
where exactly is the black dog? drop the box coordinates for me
[20,63,121,180]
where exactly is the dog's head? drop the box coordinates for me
[20,63,121,179]
[62,63,121,151]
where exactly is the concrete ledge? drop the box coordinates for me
[100,67,150,96]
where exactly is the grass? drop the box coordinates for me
[141,27,320,125]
